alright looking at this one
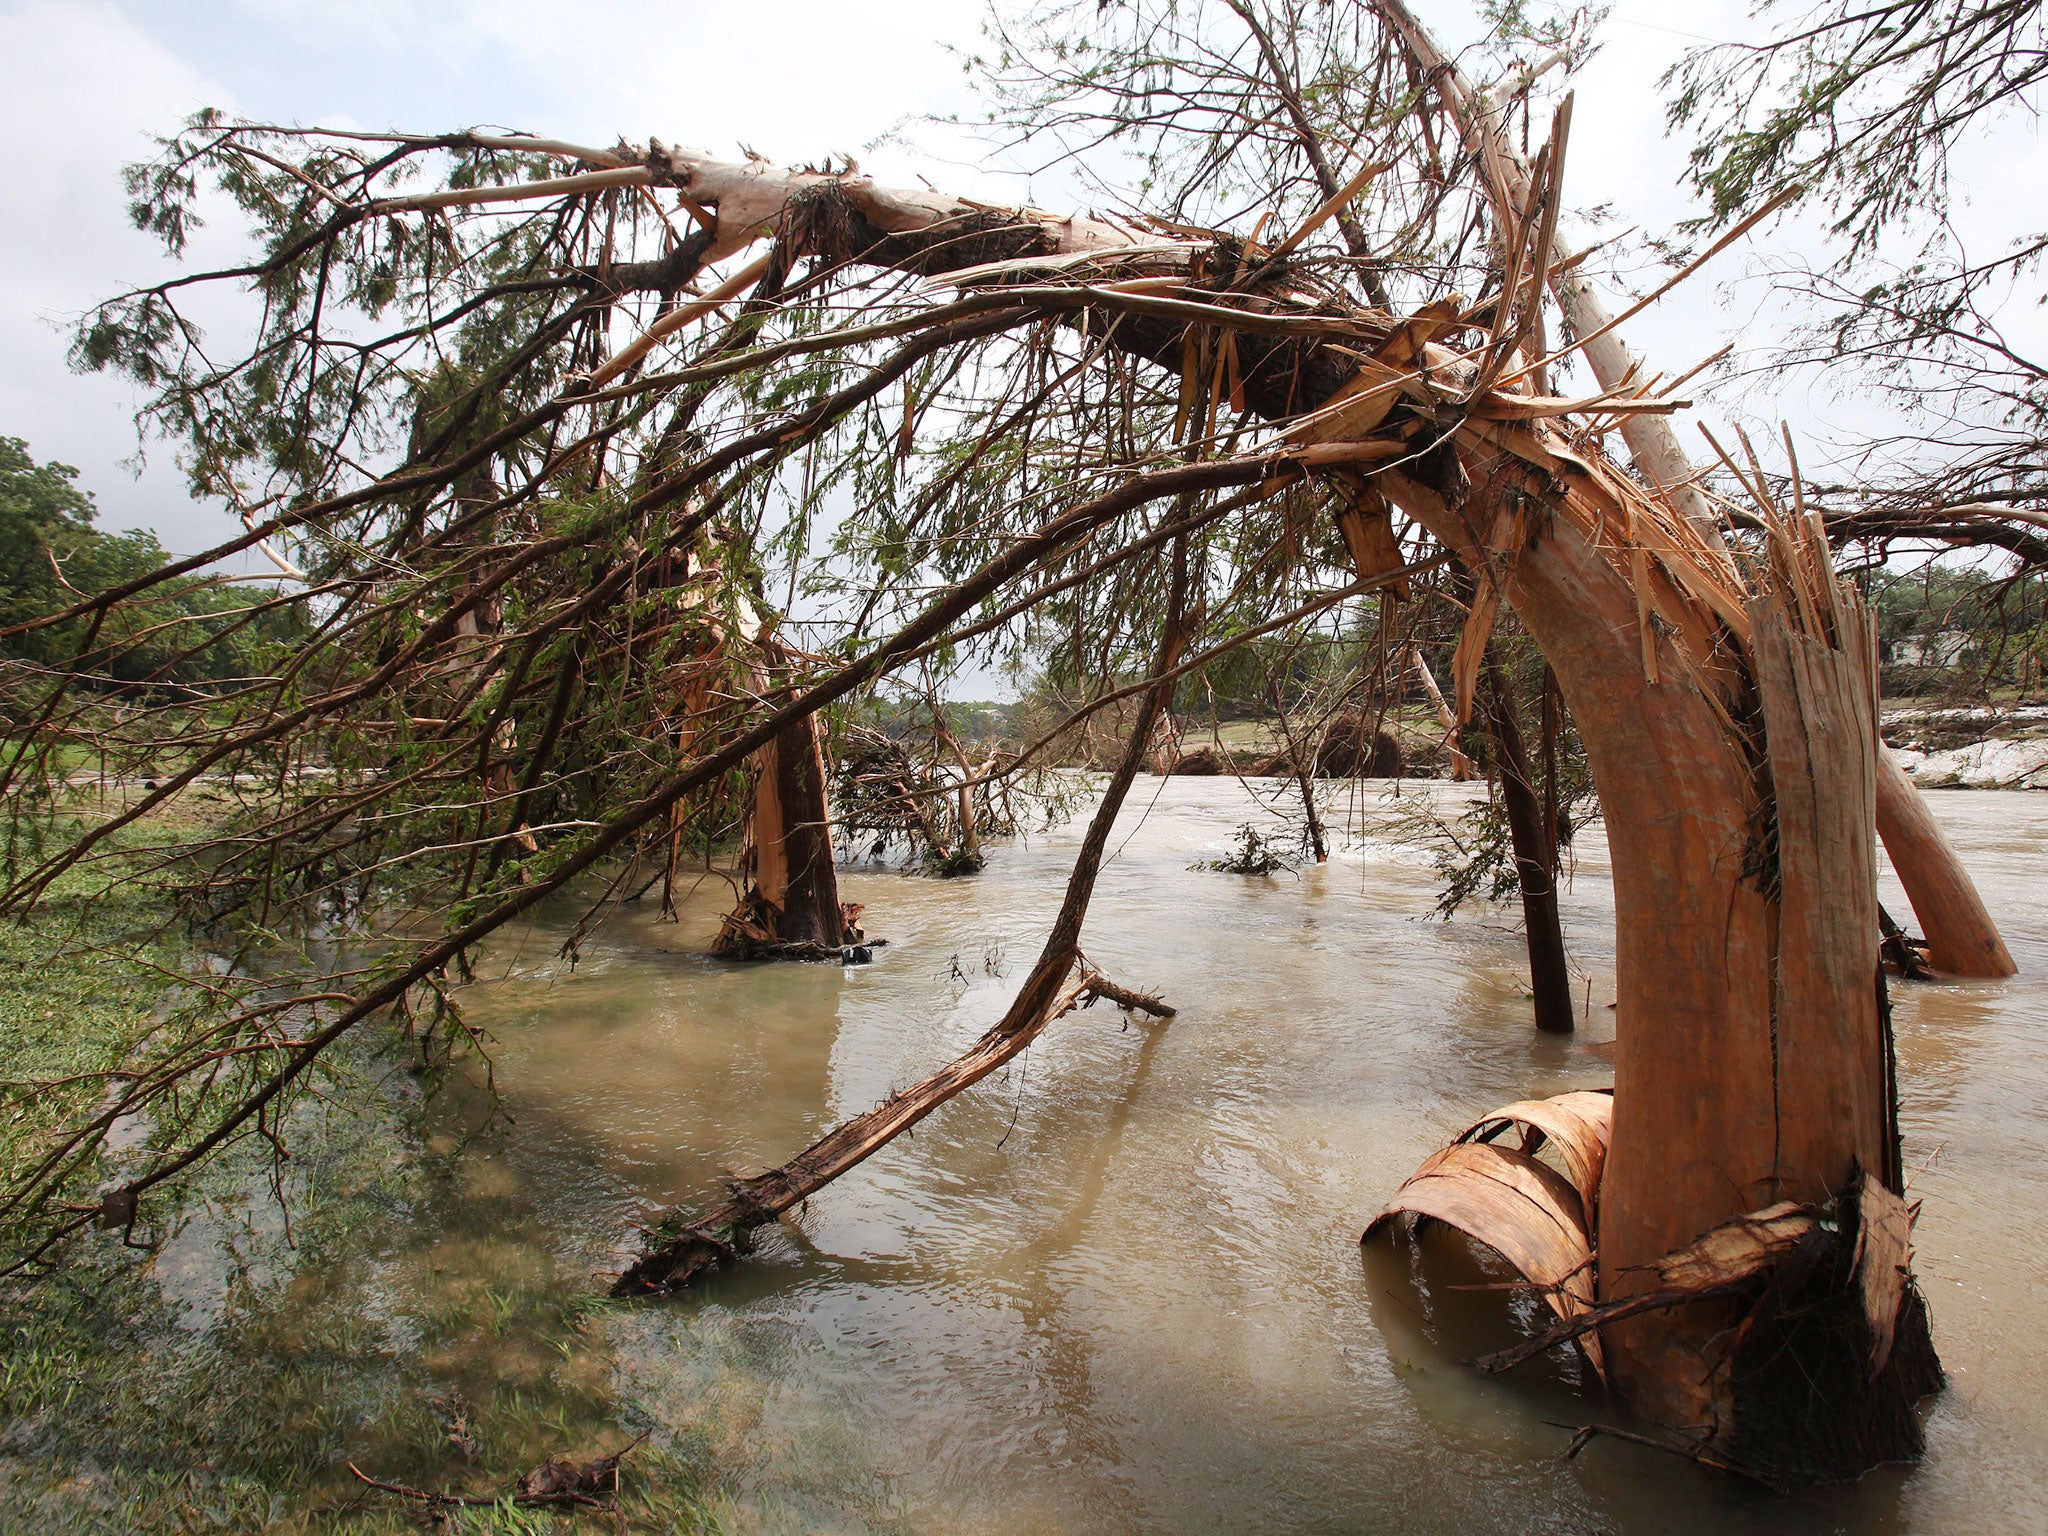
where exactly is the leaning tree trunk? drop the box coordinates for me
[1480,655,1575,1034]
[1874,747,2015,975]
[1381,444,1939,1472]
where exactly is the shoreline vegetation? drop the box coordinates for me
[0,833,717,1534]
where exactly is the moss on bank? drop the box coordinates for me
[0,859,720,1533]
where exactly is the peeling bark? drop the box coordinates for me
[1375,438,1939,1454]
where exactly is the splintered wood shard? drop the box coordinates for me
[1854,1171,1913,1380]
[1454,1089,1613,1228]
[1364,1092,1606,1378]
[1468,1199,1822,1377]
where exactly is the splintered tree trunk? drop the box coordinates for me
[537,123,1952,1469]
[1382,459,1938,1473]
[1370,0,2012,981]
[1481,658,1574,1033]
[747,710,848,950]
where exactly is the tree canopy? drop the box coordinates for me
[1667,1,2048,538]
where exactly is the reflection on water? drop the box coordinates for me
[418,781,2048,1532]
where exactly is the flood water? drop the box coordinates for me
[412,779,2046,1533]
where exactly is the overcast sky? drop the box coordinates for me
[2,0,2041,564]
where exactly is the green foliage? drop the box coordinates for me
[1408,623,1598,920]
[1193,821,1300,875]
[1665,1,2046,257]
[0,435,303,688]
[1864,560,2048,696]
[1427,794,1519,918]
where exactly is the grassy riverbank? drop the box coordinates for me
[0,850,719,1533]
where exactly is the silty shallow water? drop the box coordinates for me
[420,777,2048,1534]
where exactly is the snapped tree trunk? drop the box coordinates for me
[1370,0,2013,980]
[732,708,852,952]
[1381,449,1940,1474]
[759,714,843,947]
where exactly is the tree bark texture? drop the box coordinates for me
[1380,440,1933,1452]
[1874,747,2016,976]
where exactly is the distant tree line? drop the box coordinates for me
[0,436,302,692]
[1862,564,2048,698]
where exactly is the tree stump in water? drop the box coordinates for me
[715,711,863,959]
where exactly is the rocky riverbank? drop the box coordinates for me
[1885,705,2048,789]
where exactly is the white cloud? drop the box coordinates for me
[4,0,2042,561]
[0,0,246,552]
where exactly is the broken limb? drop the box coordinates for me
[1878,902,1937,982]
[1875,747,2016,977]
[346,1433,644,1512]
[613,563,1193,1295]
[1556,1422,1745,1478]
[1072,964,1178,1018]
[1411,648,1476,781]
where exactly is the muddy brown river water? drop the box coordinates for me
[431,779,2047,1534]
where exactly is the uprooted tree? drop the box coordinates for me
[0,0,2033,1489]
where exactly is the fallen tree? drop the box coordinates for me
[1,0,2033,1488]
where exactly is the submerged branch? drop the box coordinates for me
[613,547,1195,1296]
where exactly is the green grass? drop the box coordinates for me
[0,828,723,1533]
